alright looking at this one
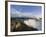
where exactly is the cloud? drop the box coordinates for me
[11,9,42,18]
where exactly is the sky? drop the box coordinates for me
[10,5,42,18]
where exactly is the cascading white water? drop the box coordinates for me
[24,19,42,31]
